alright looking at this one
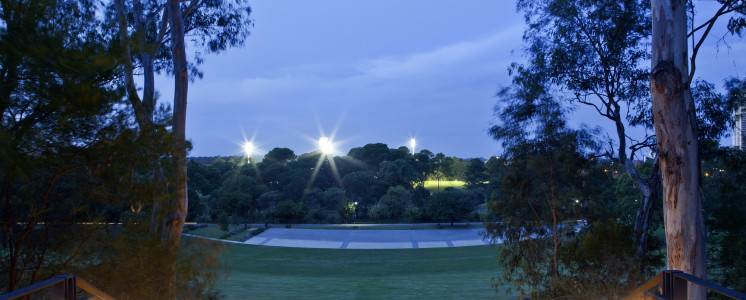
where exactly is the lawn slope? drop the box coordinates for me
[218,243,512,299]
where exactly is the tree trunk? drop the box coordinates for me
[114,0,167,234]
[626,158,661,260]
[650,0,707,298]
[167,0,188,246]
[612,93,659,264]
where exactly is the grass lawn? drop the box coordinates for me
[423,180,466,192]
[216,243,515,299]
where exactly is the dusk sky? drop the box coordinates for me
[155,0,745,159]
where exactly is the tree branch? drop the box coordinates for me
[689,3,730,80]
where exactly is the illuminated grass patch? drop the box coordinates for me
[422,180,466,191]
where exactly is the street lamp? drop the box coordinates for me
[319,137,334,155]
[409,138,416,155]
[243,141,254,163]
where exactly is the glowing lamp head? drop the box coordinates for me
[319,137,334,154]
[409,138,416,154]
[243,142,254,156]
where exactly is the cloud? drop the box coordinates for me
[353,28,518,80]
[226,27,522,104]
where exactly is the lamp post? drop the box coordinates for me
[243,141,254,163]
[319,137,333,155]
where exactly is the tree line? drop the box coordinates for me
[185,144,492,226]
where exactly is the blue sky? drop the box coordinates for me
[155,0,745,159]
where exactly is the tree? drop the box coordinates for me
[113,0,253,243]
[488,96,627,296]
[650,0,706,296]
[429,153,451,192]
[702,147,746,292]
[338,201,356,223]
[368,203,391,221]
[1,2,225,297]
[0,0,127,291]
[342,171,380,209]
[507,0,661,261]
[322,187,346,210]
[378,186,413,220]
[464,158,488,187]
[347,143,393,171]
[425,188,471,226]
[377,159,420,188]
[264,147,296,164]
[271,200,307,225]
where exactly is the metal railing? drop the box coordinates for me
[625,270,746,300]
[0,274,114,300]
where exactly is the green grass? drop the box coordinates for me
[423,180,466,192]
[216,243,515,299]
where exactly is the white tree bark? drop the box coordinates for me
[167,0,188,246]
[650,0,706,297]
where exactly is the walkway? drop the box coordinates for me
[243,227,493,249]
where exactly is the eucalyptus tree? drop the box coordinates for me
[648,1,744,296]
[488,79,607,295]
[503,0,659,260]
[112,0,252,242]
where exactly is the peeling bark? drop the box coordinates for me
[650,0,706,297]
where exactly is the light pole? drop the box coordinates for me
[243,141,254,163]
[319,137,333,155]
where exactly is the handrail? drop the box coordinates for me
[0,274,114,300]
[625,270,746,300]
[75,277,114,300]
[624,273,662,300]
[672,272,746,299]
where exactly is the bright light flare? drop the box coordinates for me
[409,138,416,154]
[243,141,254,162]
[319,137,334,154]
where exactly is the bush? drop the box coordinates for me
[402,206,422,223]
[306,208,327,223]
[184,223,209,232]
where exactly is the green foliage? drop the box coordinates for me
[342,171,380,208]
[377,159,420,187]
[425,188,471,226]
[339,201,356,223]
[558,221,656,298]
[263,147,296,164]
[271,200,307,224]
[347,143,401,171]
[79,228,227,299]
[692,79,738,143]
[378,186,413,220]
[703,148,746,292]
[486,60,645,296]
[368,202,390,221]
[322,187,346,211]
[402,206,422,223]
[464,158,488,186]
